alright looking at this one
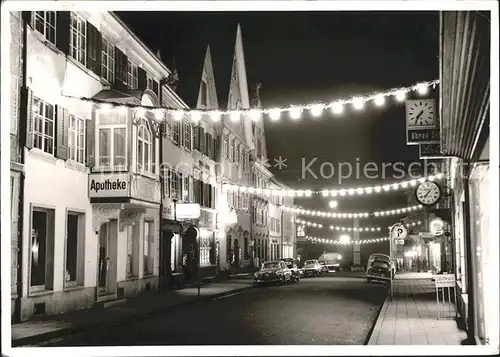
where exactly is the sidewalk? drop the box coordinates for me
[368,273,467,345]
[11,279,253,347]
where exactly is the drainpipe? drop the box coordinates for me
[15,12,29,323]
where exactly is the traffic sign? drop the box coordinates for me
[395,239,405,245]
[391,224,408,239]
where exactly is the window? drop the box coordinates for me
[65,212,85,286]
[223,135,228,157]
[127,61,138,90]
[143,220,154,275]
[101,38,114,83]
[33,11,56,44]
[199,236,211,266]
[171,171,180,199]
[68,115,85,164]
[235,143,240,165]
[127,225,140,278]
[97,110,127,170]
[147,74,154,91]
[173,119,181,144]
[137,119,153,174]
[183,122,192,151]
[182,175,190,202]
[200,80,208,107]
[32,96,55,154]
[70,12,86,65]
[30,208,55,290]
[229,138,234,161]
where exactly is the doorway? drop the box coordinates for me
[234,239,240,266]
[97,220,117,296]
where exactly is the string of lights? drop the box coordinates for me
[283,203,424,219]
[225,173,443,198]
[65,79,438,123]
[306,235,390,245]
[294,218,382,232]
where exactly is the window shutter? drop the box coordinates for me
[22,11,32,25]
[86,110,96,168]
[193,125,199,151]
[55,12,71,54]
[114,47,128,91]
[55,106,69,160]
[138,67,147,91]
[86,22,101,76]
[206,133,212,158]
[24,88,34,149]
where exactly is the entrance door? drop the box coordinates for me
[97,220,117,296]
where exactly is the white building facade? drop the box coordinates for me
[15,10,182,321]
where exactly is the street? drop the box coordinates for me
[41,277,388,346]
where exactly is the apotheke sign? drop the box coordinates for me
[88,173,130,198]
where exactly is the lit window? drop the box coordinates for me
[32,96,55,155]
[68,115,85,164]
[182,175,190,202]
[33,11,56,44]
[101,38,114,83]
[137,119,153,175]
[127,61,138,90]
[183,122,192,151]
[172,120,181,144]
[97,110,127,170]
[70,12,86,65]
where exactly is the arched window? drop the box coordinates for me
[137,119,152,174]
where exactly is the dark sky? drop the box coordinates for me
[117,11,439,252]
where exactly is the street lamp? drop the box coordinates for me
[329,200,338,209]
[339,234,351,244]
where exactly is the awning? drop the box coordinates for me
[91,89,158,106]
[439,11,490,160]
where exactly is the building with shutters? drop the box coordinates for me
[15,10,186,321]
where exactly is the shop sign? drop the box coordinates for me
[407,129,441,145]
[131,174,161,203]
[296,225,306,242]
[433,274,455,288]
[176,203,201,219]
[162,198,175,220]
[88,173,129,198]
[419,143,444,159]
[199,209,215,230]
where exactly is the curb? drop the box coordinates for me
[366,289,390,345]
[12,285,254,347]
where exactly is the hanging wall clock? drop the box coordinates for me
[415,181,442,206]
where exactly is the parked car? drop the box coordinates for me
[366,254,394,284]
[301,259,323,277]
[366,253,396,279]
[318,261,329,274]
[280,258,300,282]
[254,260,293,285]
[317,252,342,272]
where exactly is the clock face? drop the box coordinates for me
[415,181,441,206]
[406,100,435,128]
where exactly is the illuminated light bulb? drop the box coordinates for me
[249,109,261,121]
[330,226,334,230]
[436,173,444,179]
[269,109,281,121]
[356,187,364,195]
[310,104,323,117]
[374,95,385,106]
[417,83,429,95]
[418,204,423,209]
[210,111,221,122]
[365,187,373,194]
[395,90,406,102]
[363,213,369,218]
[352,97,364,110]
[248,187,255,194]
[240,186,247,192]
[410,179,417,186]
[191,111,202,122]
[331,102,344,115]
[341,227,346,231]
[374,212,380,217]
[230,111,240,122]
[288,190,296,196]
[347,227,352,232]
[173,111,184,121]
[342,213,348,218]
[348,188,355,195]
[401,181,408,188]
[319,224,323,228]
[392,184,399,190]
[374,186,382,193]
[296,190,304,197]
[154,109,164,120]
[304,190,312,197]
[289,107,302,120]
[353,213,359,218]
[383,185,391,191]
[391,210,396,215]
[336,227,340,231]
[347,213,353,219]
[339,189,347,196]
[418,177,426,183]
[353,227,358,232]
[321,190,329,197]
[371,228,375,232]
[330,190,338,197]
[135,107,146,117]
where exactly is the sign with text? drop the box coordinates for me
[88,173,129,198]
[395,239,405,245]
[419,143,443,159]
[162,198,176,220]
[407,128,441,145]
[176,203,201,220]
[433,274,455,288]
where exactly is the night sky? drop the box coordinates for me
[116,10,439,259]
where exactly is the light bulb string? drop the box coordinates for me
[63,79,439,118]
[295,218,382,232]
[225,173,443,198]
[306,235,391,245]
[285,203,424,219]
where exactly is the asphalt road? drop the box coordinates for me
[43,276,388,346]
